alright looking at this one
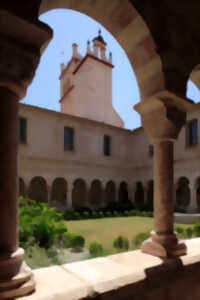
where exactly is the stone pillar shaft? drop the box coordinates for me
[67,188,73,210]
[154,140,174,235]
[0,88,19,255]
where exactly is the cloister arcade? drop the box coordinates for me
[19,175,200,212]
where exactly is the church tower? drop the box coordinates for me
[59,30,124,128]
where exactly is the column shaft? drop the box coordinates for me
[154,140,174,234]
[0,87,19,256]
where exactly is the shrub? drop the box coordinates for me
[89,241,104,257]
[98,211,104,218]
[63,232,75,248]
[73,212,81,220]
[174,225,185,238]
[70,235,85,252]
[91,211,98,219]
[194,223,200,237]
[19,197,67,249]
[113,235,129,251]
[113,211,118,217]
[82,211,89,219]
[105,211,112,218]
[132,232,149,249]
[185,227,193,239]
[123,210,129,216]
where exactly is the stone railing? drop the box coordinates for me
[18,238,200,300]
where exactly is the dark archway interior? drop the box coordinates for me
[72,178,87,209]
[104,181,116,206]
[19,177,26,197]
[89,180,103,209]
[176,177,190,208]
[135,181,144,207]
[119,181,129,204]
[28,176,48,203]
[147,180,154,210]
[51,177,67,208]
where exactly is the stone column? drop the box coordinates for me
[0,9,52,299]
[67,181,73,211]
[188,183,199,213]
[134,90,194,258]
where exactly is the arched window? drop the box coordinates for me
[72,179,87,209]
[28,176,48,203]
[135,182,144,206]
[89,180,103,210]
[50,177,67,209]
[19,177,26,198]
[176,177,190,208]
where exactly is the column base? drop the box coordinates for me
[141,232,187,258]
[0,249,35,299]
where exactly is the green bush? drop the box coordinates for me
[132,232,149,249]
[98,211,104,218]
[73,212,81,220]
[174,225,186,238]
[89,241,104,257]
[123,210,129,216]
[82,211,89,219]
[105,211,112,218]
[113,211,118,217]
[185,227,193,239]
[113,235,129,251]
[194,223,200,237]
[71,235,85,252]
[91,211,98,219]
[63,232,75,248]
[19,197,67,249]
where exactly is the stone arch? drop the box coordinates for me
[28,176,48,203]
[135,181,144,207]
[176,177,191,208]
[39,0,164,100]
[104,181,116,206]
[19,177,26,198]
[147,180,154,209]
[72,178,87,209]
[50,177,67,209]
[119,181,129,204]
[189,65,200,91]
[89,179,103,209]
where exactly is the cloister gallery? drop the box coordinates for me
[2,1,200,300]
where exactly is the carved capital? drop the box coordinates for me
[0,9,52,98]
[0,36,40,98]
[134,90,195,143]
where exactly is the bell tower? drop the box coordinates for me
[59,30,124,128]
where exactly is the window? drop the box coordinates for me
[64,127,74,151]
[186,119,198,146]
[149,144,154,157]
[104,135,111,156]
[19,118,27,144]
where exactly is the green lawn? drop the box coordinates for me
[66,216,154,252]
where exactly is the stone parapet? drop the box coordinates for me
[17,238,200,300]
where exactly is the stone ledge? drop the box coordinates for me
[19,238,200,300]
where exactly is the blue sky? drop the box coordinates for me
[22,9,200,130]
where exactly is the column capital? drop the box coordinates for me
[134,90,194,143]
[0,9,52,99]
